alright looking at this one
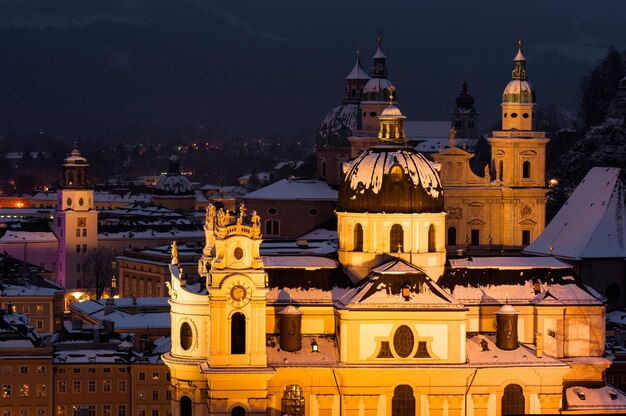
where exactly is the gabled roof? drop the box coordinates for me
[524,167,626,259]
[337,259,465,310]
[243,179,338,201]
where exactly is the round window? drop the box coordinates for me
[180,322,193,350]
[308,208,319,216]
[79,198,84,206]
[267,208,278,215]
[66,198,72,206]
[389,164,404,182]
[393,325,414,358]
[234,247,244,260]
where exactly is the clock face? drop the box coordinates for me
[227,282,251,308]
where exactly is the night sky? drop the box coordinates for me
[0,0,625,141]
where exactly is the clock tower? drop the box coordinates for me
[52,149,98,293]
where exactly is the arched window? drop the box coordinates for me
[448,226,457,246]
[265,219,280,236]
[390,224,404,253]
[281,384,305,416]
[502,384,525,415]
[428,224,436,252]
[522,161,531,178]
[499,160,504,181]
[231,313,246,354]
[180,396,192,416]
[180,322,193,351]
[231,406,245,416]
[354,223,363,251]
[392,385,416,416]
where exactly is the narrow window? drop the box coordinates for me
[231,313,246,354]
[522,161,531,179]
[231,407,245,416]
[522,230,531,246]
[392,385,416,416]
[428,224,436,252]
[180,396,192,416]
[499,160,504,181]
[353,223,363,251]
[447,227,457,246]
[390,224,404,253]
[471,229,480,246]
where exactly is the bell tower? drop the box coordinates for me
[206,203,268,367]
[501,40,536,131]
[52,148,98,292]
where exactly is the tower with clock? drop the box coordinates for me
[52,148,98,293]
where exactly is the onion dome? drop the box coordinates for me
[502,40,536,104]
[363,77,393,102]
[339,94,444,213]
[154,155,194,196]
[455,79,475,110]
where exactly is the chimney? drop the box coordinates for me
[104,298,115,315]
[277,305,303,352]
[495,304,519,350]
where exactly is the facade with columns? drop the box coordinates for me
[434,42,548,250]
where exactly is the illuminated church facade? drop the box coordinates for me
[162,43,625,415]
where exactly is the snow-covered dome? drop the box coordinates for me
[316,103,360,148]
[63,149,88,166]
[362,78,393,102]
[502,79,535,104]
[338,145,444,214]
[154,155,194,197]
[381,104,402,116]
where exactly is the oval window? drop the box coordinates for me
[503,113,508,118]
[369,112,377,117]
[389,165,404,182]
[308,208,319,216]
[79,198,84,206]
[522,113,529,118]
[180,322,193,350]
[393,325,414,358]
[363,111,366,117]
[66,198,72,206]
[267,208,278,215]
[234,247,244,260]
[511,113,518,118]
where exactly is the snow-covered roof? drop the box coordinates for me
[70,298,171,330]
[564,385,626,411]
[449,256,571,269]
[0,230,57,244]
[524,167,626,259]
[316,103,360,148]
[243,179,337,201]
[466,334,566,367]
[345,56,369,80]
[414,138,479,154]
[155,174,194,196]
[262,256,338,270]
[373,46,386,59]
[297,228,337,241]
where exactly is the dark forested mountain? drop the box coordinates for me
[0,0,625,141]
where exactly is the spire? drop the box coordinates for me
[345,47,370,80]
[455,77,475,110]
[512,39,527,80]
[371,33,387,78]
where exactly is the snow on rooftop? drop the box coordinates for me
[345,57,369,80]
[449,256,571,269]
[244,179,337,201]
[297,228,337,241]
[0,230,57,244]
[565,385,626,410]
[466,335,565,367]
[524,167,626,259]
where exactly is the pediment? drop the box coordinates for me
[434,146,474,158]
[467,218,486,225]
[519,219,537,226]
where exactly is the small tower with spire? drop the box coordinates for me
[501,39,536,131]
[377,86,407,145]
[361,34,396,131]
[451,78,479,139]
[343,48,370,103]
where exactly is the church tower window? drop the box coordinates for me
[471,229,480,246]
[180,322,193,351]
[392,385,415,416]
[231,313,246,354]
[393,325,414,358]
[522,161,531,179]
[502,384,525,415]
[390,224,404,253]
[281,384,305,416]
[428,224,436,252]
[353,224,363,251]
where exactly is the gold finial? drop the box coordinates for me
[389,85,395,105]
[518,37,523,51]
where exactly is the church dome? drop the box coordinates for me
[362,78,392,102]
[338,145,444,213]
[502,79,536,104]
[316,103,360,148]
[381,104,402,116]
[154,155,194,197]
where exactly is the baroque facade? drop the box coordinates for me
[162,43,624,415]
